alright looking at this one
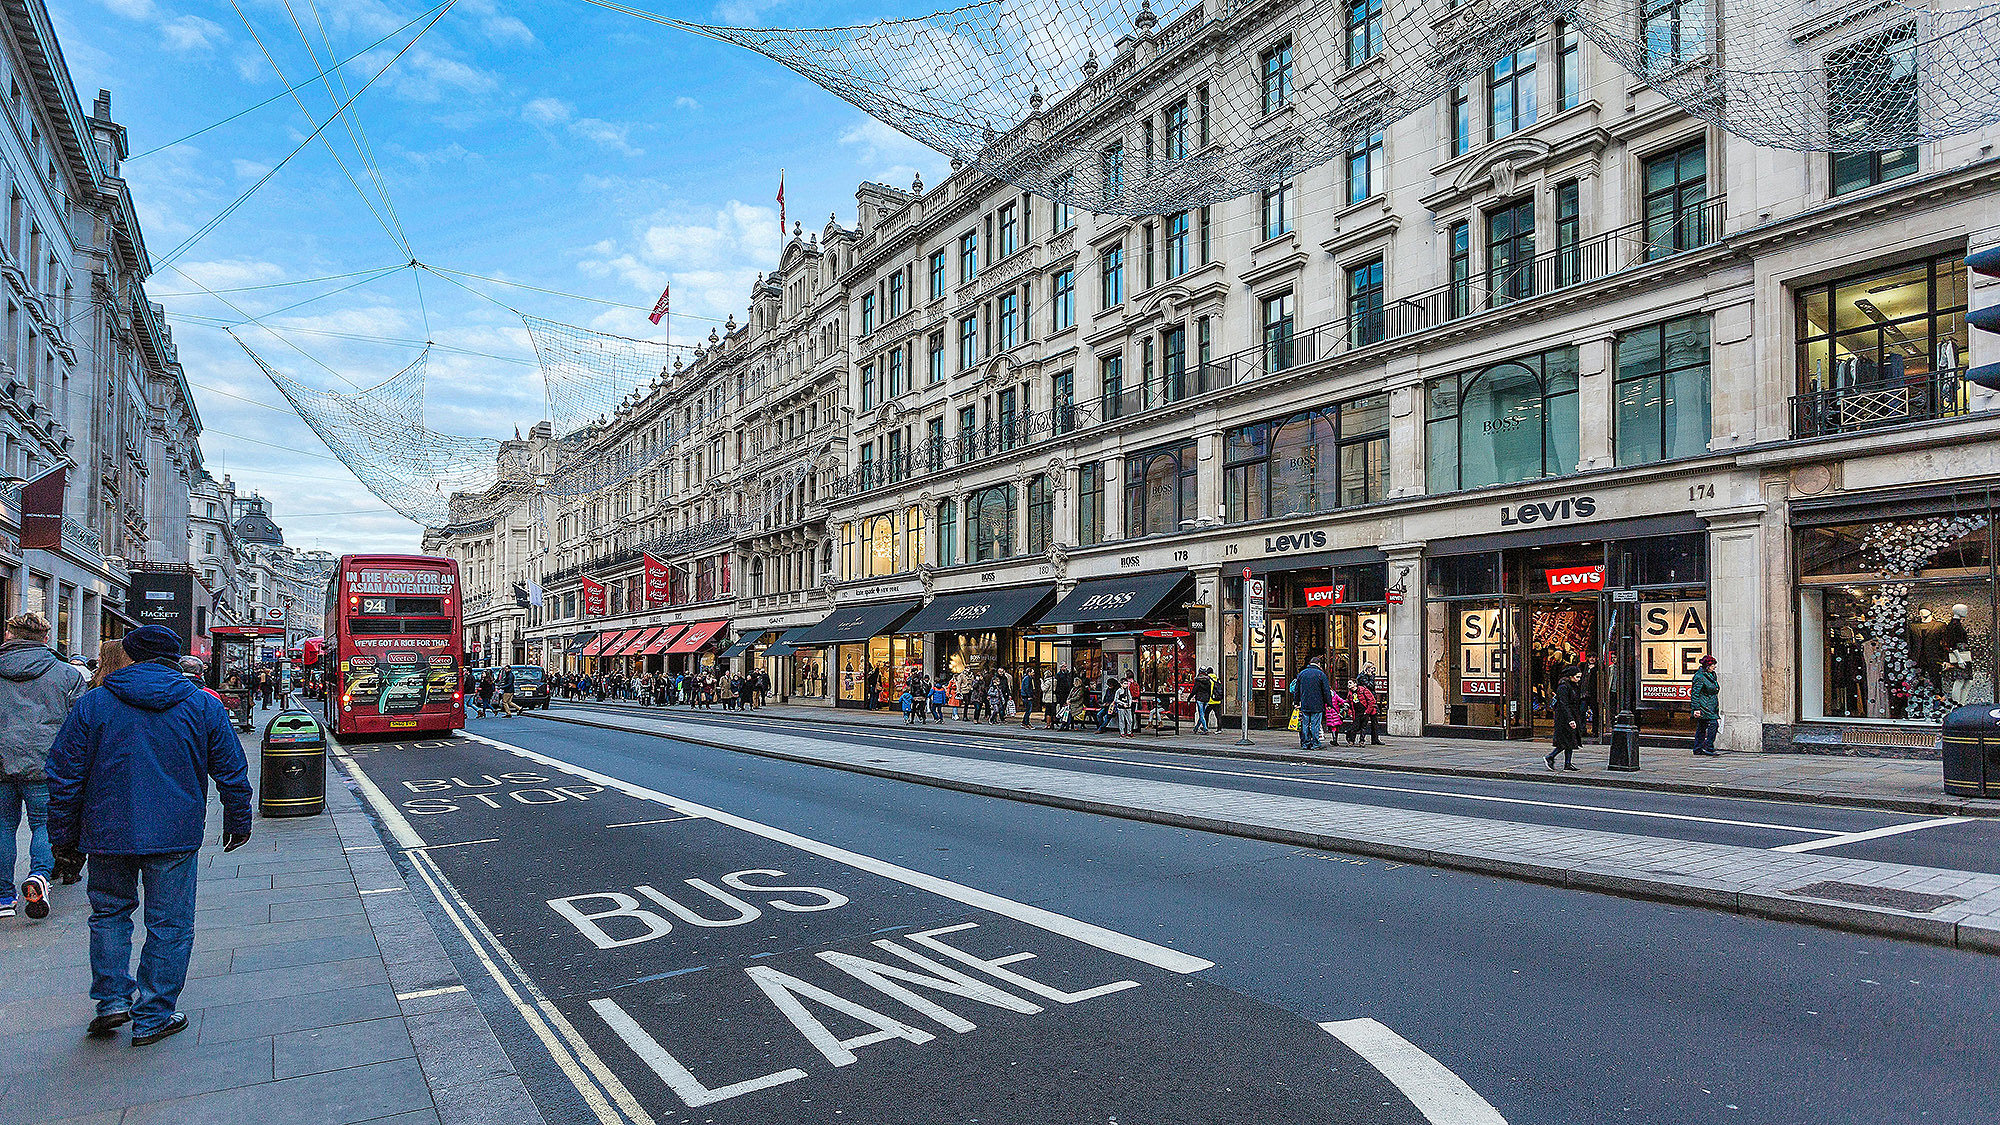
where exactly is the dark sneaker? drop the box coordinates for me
[21,875,48,919]
[131,1013,188,1046]
[87,1011,132,1037]
[0,899,13,918]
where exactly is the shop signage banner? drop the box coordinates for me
[1545,565,1607,593]
[581,576,607,616]
[1458,608,1506,698]
[1301,584,1346,607]
[127,570,196,644]
[17,466,64,551]
[643,554,671,606]
[1639,599,1708,702]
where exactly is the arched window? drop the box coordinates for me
[905,506,927,571]
[1124,443,1196,537]
[749,556,765,595]
[937,498,958,566]
[840,522,856,580]
[1426,349,1580,492]
[865,514,897,577]
[1027,474,1054,554]
[968,484,1017,562]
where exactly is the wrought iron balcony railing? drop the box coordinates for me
[1790,367,1968,440]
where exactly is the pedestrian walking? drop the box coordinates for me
[1352,673,1384,745]
[1065,677,1087,731]
[1208,671,1225,732]
[498,667,522,717]
[1020,670,1040,728]
[473,673,494,719]
[1040,669,1057,729]
[1191,669,1213,733]
[1546,666,1586,771]
[1290,655,1331,752]
[1691,655,1721,756]
[1329,678,1358,745]
[46,625,252,1045]
[986,674,1005,725]
[0,612,87,920]
[929,679,947,723]
[1112,678,1137,736]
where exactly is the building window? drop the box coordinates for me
[1053,181,1073,233]
[1162,325,1187,401]
[958,231,978,284]
[887,347,905,398]
[1488,43,1537,140]
[1076,462,1104,546]
[998,292,1020,350]
[1100,353,1125,420]
[928,332,946,383]
[1643,140,1708,258]
[1261,39,1293,114]
[1101,244,1124,308]
[1346,0,1382,67]
[929,249,947,299]
[1346,131,1383,204]
[998,202,1019,258]
[959,315,978,371]
[1556,21,1582,110]
[1198,83,1211,146]
[1165,211,1191,278]
[1642,0,1710,70]
[859,364,876,410]
[936,498,958,566]
[968,484,1017,561]
[1052,268,1075,331]
[996,387,1019,450]
[1102,143,1124,196]
[1426,346,1581,492]
[1615,313,1712,466]
[1554,180,1581,286]
[1053,369,1075,433]
[1027,474,1054,553]
[1261,182,1292,240]
[1347,258,1384,346]
[1450,82,1473,157]
[926,416,945,471]
[1164,100,1189,162]
[1124,443,1197,538]
[1225,394,1389,523]
[860,293,876,335]
[1829,23,1919,195]
[957,405,977,463]
[1261,290,1296,373]
[888,272,905,317]
[858,444,876,491]
[1486,198,1535,305]
[1796,254,1969,396]
[1448,220,1471,318]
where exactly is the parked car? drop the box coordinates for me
[509,665,551,709]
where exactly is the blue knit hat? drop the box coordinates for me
[122,625,183,663]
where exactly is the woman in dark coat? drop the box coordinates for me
[1546,667,1586,771]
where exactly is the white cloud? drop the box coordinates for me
[99,0,157,18]
[839,115,947,187]
[522,97,572,127]
[161,14,226,50]
[673,96,701,111]
[524,98,641,155]
[231,158,272,181]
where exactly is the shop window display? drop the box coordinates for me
[1799,515,1993,722]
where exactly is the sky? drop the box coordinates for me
[54,0,952,554]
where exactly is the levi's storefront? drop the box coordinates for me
[1422,508,1710,741]
[1232,548,1391,729]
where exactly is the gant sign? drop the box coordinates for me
[1499,495,1596,526]
[1545,565,1607,592]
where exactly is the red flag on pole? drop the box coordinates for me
[642,553,671,606]
[18,466,64,550]
[580,575,606,616]
[648,284,670,327]
[776,169,786,237]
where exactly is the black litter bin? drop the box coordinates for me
[260,708,328,818]
[1942,704,2000,798]
[1607,710,1640,771]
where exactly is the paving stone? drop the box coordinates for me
[119,1057,432,1125]
[273,1016,416,1080]
[195,982,403,1045]
[228,932,384,973]
[178,955,387,1011]
[269,895,368,923]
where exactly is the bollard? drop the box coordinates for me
[1607,710,1640,771]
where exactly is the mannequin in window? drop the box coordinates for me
[1947,603,1977,704]
[1909,606,1953,696]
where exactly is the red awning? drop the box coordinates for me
[667,620,727,654]
[583,630,628,657]
[612,627,662,657]
[642,625,685,655]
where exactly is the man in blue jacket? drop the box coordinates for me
[46,625,252,1046]
[1291,654,1332,752]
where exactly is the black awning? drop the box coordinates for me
[899,585,1056,634]
[718,631,775,659]
[1035,572,1191,626]
[792,599,924,645]
[760,626,815,658]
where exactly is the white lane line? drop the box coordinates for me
[459,730,1214,976]
[1771,816,1966,853]
[359,887,408,895]
[395,985,466,1001]
[408,838,500,851]
[1321,1019,1508,1125]
[330,743,425,850]
[604,815,702,829]
[557,710,1849,838]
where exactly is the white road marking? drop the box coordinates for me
[459,730,1215,975]
[1321,1018,1508,1125]
[395,985,466,1001]
[605,815,702,828]
[555,710,1854,839]
[408,838,500,851]
[359,887,408,895]
[1771,816,1966,853]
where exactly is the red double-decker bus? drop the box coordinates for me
[322,554,465,738]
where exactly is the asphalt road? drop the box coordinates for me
[540,703,2000,873]
[335,722,2000,1125]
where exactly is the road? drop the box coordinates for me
[333,720,2000,1125]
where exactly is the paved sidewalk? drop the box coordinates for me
[547,697,2000,816]
[542,706,2000,955]
[0,725,541,1125]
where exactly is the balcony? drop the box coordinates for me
[830,400,1102,498]
[1790,367,1968,440]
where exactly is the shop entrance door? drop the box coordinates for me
[1524,600,1598,739]
[1276,612,1325,727]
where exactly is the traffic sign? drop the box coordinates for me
[1245,579,1266,629]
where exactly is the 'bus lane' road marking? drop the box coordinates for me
[1322,1019,1508,1124]
[1772,816,1966,853]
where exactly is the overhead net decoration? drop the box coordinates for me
[678,0,2000,216]
[525,314,679,440]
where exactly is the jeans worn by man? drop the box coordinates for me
[0,612,86,919]
[1298,709,1325,752]
[47,626,251,1046]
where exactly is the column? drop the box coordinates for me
[1705,505,1768,753]
[1013,475,1030,558]
[1385,363,1426,500]
[1384,545,1425,736]
[1575,334,1614,472]
[1194,430,1221,529]
[1102,458,1125,541]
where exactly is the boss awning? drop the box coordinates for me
[1035,573,1190,626]
[642,625,686,655]
[760,626,816,658]
[667,620,728,654]
[719,631,776,659]
[899,585,1056,634]
[792,599,923,645]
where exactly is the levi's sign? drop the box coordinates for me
[1498,495,1596,527]
[1545,565,1606,593]
[1301,584,1346,607]
[1263,529,1329,554]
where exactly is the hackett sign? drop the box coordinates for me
[1498,495,1597,526]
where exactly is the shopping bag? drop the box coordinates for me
[1287,709,1301,732]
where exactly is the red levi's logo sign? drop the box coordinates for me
[1301,584,1346,607]
[1545,565,1607,593]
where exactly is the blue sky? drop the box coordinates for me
[54,0,950,553]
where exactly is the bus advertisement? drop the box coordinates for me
[322,554,464,738]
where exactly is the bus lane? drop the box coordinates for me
[337,732,1503,1125]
